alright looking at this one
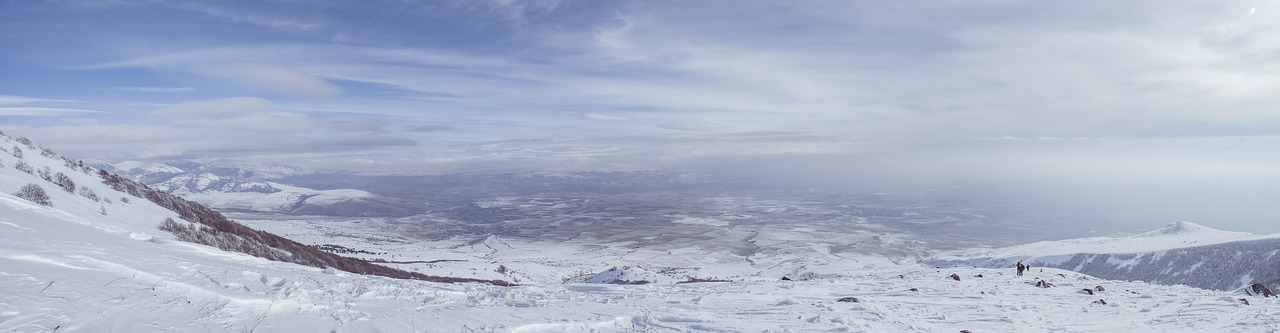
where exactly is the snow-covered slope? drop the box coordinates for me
[111,161,422,217]
[3,134,1280,331]
[927,221,1280,290]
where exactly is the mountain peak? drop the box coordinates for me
[1139,221,1217,237]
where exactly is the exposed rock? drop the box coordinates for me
[1249,283,1277,298]
[1093,299,1108,305]
[837,296,859,303]
[1035,280,1054,288]
[1082,288,1094,295]
[949,273,961,281]
[1239,298,1251,305]
[1095,285,1105,292]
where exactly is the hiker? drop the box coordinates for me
[1016,261,1025,276]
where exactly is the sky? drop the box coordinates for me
[3,1,1280,231]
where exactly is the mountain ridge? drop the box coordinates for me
[927,221,1280,290]
[108,161,423,217]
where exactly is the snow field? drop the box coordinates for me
[3,137,1280,332]
[7,192,1279,332]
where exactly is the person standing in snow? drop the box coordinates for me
[1016,261,1025,276]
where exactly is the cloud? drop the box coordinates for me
[584,112,629,121]
[0,118,411,161]
[157,97,274,119]
[406,125,453,132]
[0,96,74,105]
[168,2,319,31]
[153,97,388,134]
[17,1,1280,173]
[0,107,102,116]
[215,64,342,98]
[111,86,196,93]
[324,136,417,148]
[442,0,570,25]
[0,95,98,116]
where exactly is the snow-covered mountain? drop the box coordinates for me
[108,161,422,217]
[927,221,1280,291]
[3,132,1280,331]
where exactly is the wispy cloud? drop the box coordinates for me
[167,2,320,31]
[8,0,1280,175]
[0,95,95,116]
[584,112,629,122]
[110,86,196,93]
[0,107,103,116]
[0,95,73,105]
[214,64,342,98]
[406,125,452,132]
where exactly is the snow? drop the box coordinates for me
[933,221,1279,262]
[111,161,384,215]
[670,215,730,227]
[3,136,1280,332]
[112,161,183,175]
[154,179,376,213]
[926,221,1280,291]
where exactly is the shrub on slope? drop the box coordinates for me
[15,183,52,206]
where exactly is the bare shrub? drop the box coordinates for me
[14,160,33,174]
[77,186,99,202]
[52,172,75,193]
[37,166,52,182]
[15,183,51,206]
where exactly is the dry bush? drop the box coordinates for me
[15,183,51,206]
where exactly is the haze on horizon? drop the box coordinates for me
[3,0,1280,234]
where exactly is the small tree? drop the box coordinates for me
[77,186,99,202]
[15,183,51,206]
[37,166,52,181]
[53,172,75,193]
[14,160,33,174]
[11,146,22,159]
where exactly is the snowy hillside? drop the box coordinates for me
[111,161,421,217]
[3,133,1280,331]
[927,221,1280,290]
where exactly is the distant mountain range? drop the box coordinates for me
[102,161,423,217]
[927,221,1280,291]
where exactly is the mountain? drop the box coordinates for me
[3,132,1280,331]
[108,161,422,217]
[926,221,1280,291]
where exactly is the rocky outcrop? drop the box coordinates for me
[1248,283,1277,298]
